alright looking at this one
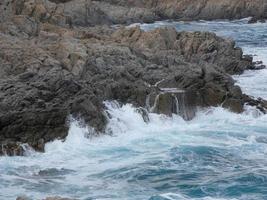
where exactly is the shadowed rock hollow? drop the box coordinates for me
[0,0,266,155]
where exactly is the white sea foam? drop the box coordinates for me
[158,192,239,200]
[233,47,267,99]
[1,102,267,199]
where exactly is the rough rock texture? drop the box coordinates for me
[55,0,267,25]
[105,0,267,21]
[1,0,266,27]
[0,0,267,155]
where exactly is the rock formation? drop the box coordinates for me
[1,0,266,27]
[0,0,266,155]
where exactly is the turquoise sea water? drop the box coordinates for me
[0,19,267,200]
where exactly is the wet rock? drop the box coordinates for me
[16,196,33,200]
[37,168,75,177]
[248,17,258,24]
[256,136,267,144]
[222,98,243,113]
[136,107,150,123]
[0,142,25,156]
[174,91,198,120]
[146,90,198,120]
[248,16,266,24]
[153,93,174,116]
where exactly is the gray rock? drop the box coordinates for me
[2,0,266,27]
[0,1,266,156]
[16,196,33,200]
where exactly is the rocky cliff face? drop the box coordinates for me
[0,0,266,155]
[102,0,267,21]
[1,0,266,27]
[61,0,266,24]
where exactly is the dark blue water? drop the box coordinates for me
[0,20,267,200]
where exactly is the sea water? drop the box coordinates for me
[0,19,267,200]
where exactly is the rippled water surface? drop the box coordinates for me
[1,19,267,200]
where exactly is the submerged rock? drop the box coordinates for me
[16,196,33,200]
[248,16,266,24]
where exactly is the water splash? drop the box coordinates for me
[1,102,267,200]
[145,88,196,120]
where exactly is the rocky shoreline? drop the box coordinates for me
[0,0,267,156]
[1,0,267,26]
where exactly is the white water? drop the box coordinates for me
[1,103,267,200]
[1,19,267,200]
[233,47,267,99]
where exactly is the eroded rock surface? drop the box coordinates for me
[0,0,266,155]
[1,0,266,27]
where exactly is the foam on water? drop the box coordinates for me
[1,103,267,200]
[233,47,267,99]
[1,19,267,200]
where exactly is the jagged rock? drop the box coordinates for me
[0,1,267,155]
[1,0,266,28]
[0,15,39,38]
[60,0,267,25]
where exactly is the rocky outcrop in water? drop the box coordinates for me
[0,0,266,155]
[1,0,266,27]
[92,0,267,23]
